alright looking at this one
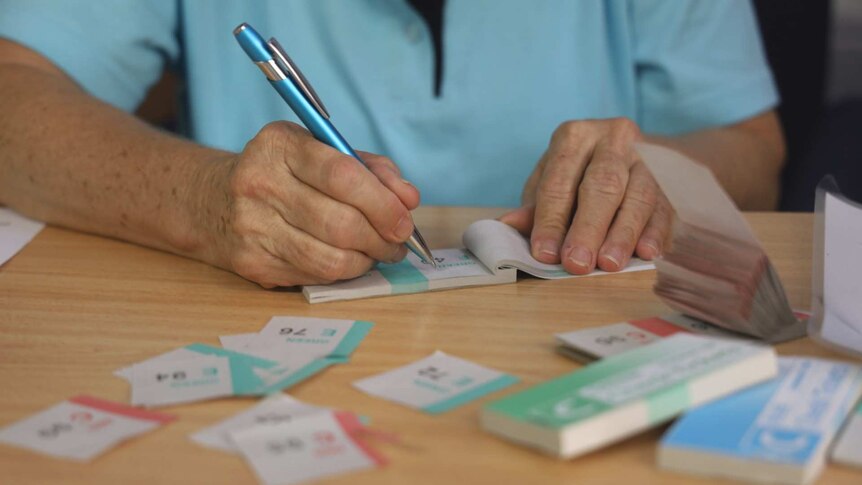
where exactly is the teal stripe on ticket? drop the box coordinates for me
[185,343,277,396]
[646,382,690,424]
[259,358,339,394]
[422,374,519,414]
[331,320,374,359]
[377,260,428,294]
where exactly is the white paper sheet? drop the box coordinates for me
[0,396,172,461]
[0,208,45,267]
[353,351,517,413]
[130,355,233,407]
[819,192,862,353]
[190,394,327,453]
[230,411,383,485]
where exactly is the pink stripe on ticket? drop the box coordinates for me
[333,411,387,467]
[629,317,689,337]
[69,395,175,424]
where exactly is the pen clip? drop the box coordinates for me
[266,38,330,119]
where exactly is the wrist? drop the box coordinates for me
[169,151,237,270]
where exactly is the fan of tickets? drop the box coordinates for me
[635,143,804,343]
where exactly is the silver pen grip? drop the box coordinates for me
[406,229,436,268]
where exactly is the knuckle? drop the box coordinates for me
[553,120,587,144]
[253,122,305,162]
[324,209,364,248]
[613,224,639,246]
[230,252,268,284]
[326,156,365,195]
[641,224,666,242]
[538,170,577,204]
[377,157,400,176]
[256,121,299,143]
[367,189,407,238]
[581,164,627,200]
[534,202,575,235]
[230,213,255,237]
[368,154,395,169]
[624,182,658,210]
[574,216,605,236]
[381,191,407,218]
[569,213,611,244]
[533,212,570,238]
[610,117,641,140]
[359,152,396,174]
[363,155,384,172]
[316,250,353,281]
[538,182,576,206]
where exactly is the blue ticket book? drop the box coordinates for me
[659,357,862,485]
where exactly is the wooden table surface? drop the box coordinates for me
[1,207,859,485]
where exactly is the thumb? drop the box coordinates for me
[498,205,535,237]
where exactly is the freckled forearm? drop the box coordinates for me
[0,64,231,255]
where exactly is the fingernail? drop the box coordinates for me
[394,215,413,240]
[401,178,415,188]
[534,240,559,259]
[601,247,626,270]
[642,239,660,259]
[568,246,592,268]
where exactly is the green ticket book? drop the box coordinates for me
[481,333,777,459]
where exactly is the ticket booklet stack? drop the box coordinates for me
[635,144,803,343]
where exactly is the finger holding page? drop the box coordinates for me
[521,118,647,272]
[635,191,673,260]
[561,140,633,274]
[592,161,658,270]
[528,124,594,263]
[497,205,535,237]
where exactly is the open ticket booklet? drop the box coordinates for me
[303,220,654,303]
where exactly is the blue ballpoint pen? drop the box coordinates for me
[233,22,436,268]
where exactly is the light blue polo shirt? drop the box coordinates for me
[0,0,777,207]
